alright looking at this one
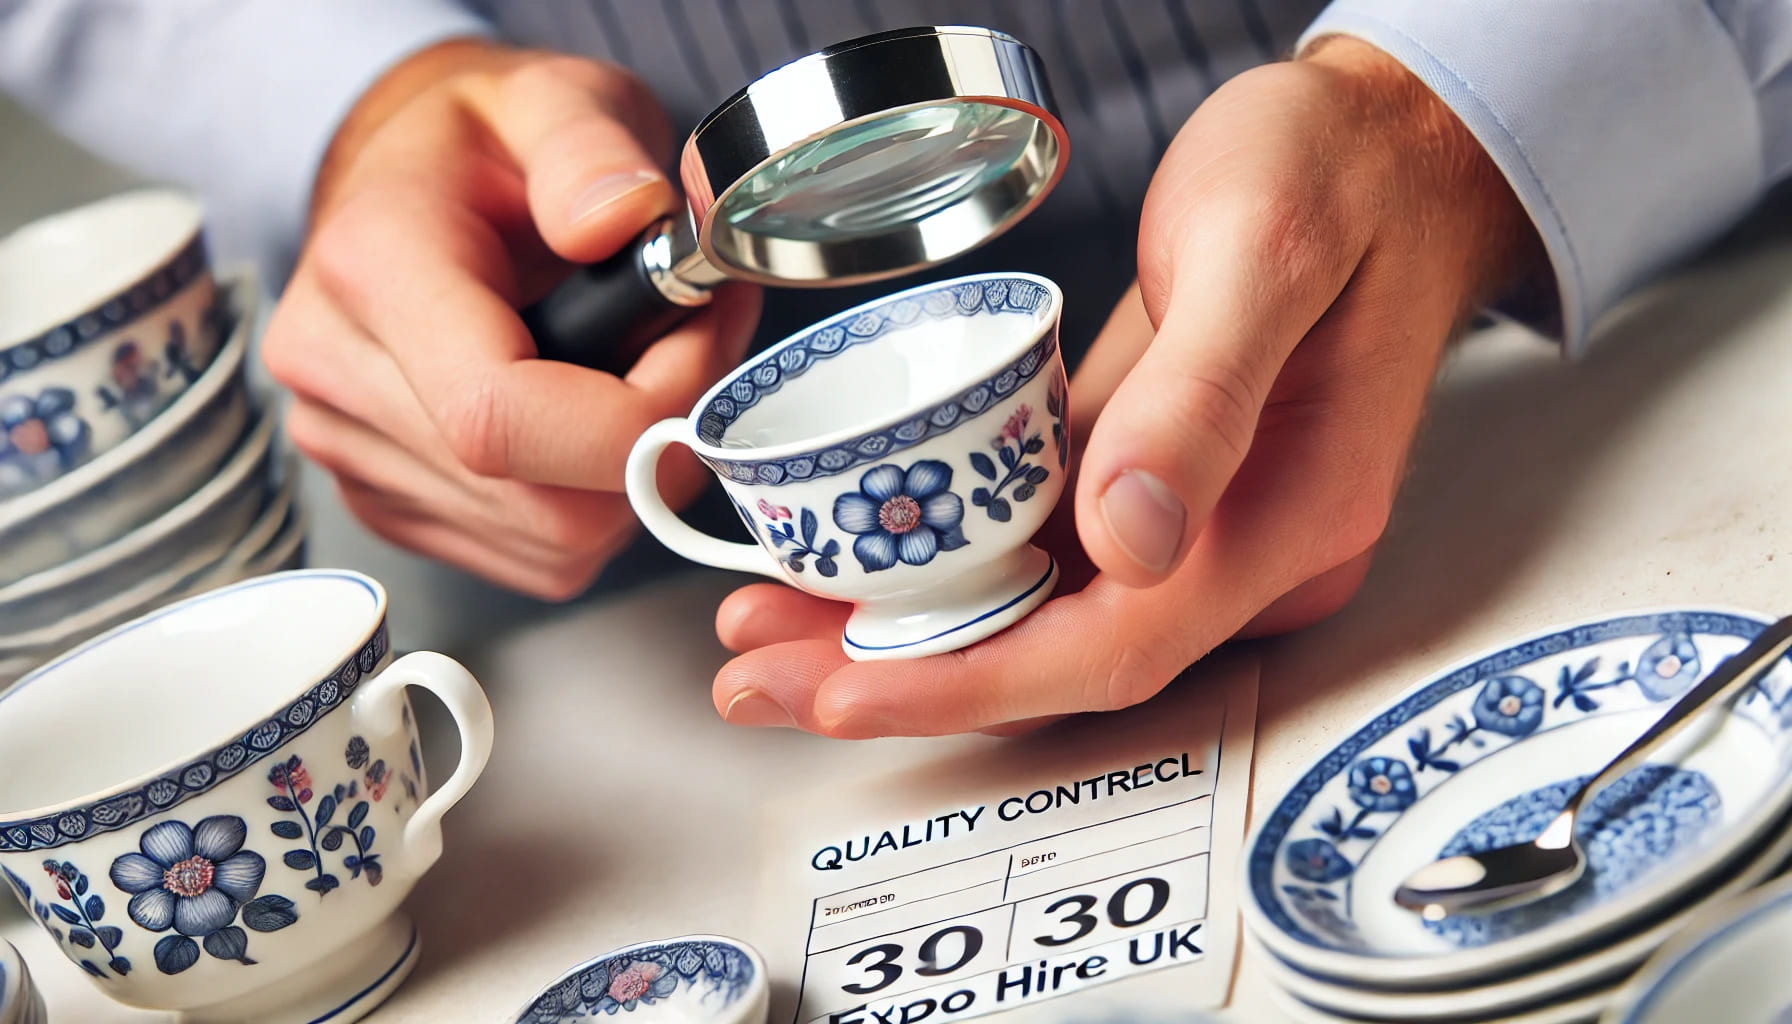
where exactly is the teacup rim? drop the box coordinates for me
[0,186,207,352]
[0,569,389,826]
[681,270,1061,462]
[512,932,768,1022]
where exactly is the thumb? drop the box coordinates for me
[484,58,677,263]
[1075,217,1359,587]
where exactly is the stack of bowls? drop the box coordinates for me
[0,189,304,687]
[0,940,44,1024]
[1241,609,1792,1023]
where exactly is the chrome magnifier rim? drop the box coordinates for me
[673,24,1069,291]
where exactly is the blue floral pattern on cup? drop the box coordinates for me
[833,460,969,572]
[4,860,131,978]
[516,939,757,1023]
[760,502,842,577]
[107,815,299,974]
[969,402,1050,522]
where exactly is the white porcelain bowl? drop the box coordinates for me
[0,453,302,672]
[0,189,219,497]
[0,270,254,584]
[0,403,274,632]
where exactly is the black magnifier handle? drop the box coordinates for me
[520,219,710,375]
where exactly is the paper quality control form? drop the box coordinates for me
[755,654,1257,1024]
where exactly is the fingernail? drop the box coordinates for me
[567,169,663,224]
[723,689,795,728]
[1100,469,1186,573]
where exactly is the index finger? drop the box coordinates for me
[310,181,751,491]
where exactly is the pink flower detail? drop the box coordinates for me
[756,499,791,521]
[608,961,663,1003]
[1000,404,1032,444]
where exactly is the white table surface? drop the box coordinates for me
[7,192,1792,1024]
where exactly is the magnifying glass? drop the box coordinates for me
[521,24,1069,373]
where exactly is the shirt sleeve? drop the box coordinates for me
[1298,0,1790,356]
[0,0,495,286]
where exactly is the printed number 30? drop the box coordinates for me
[841,925,984,995]
[1036,876,1171,948]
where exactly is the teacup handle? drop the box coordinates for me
[626,418,784,578]
[348,651,494,874]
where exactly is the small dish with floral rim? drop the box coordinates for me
[1242,608,1792,991]
[512,935,769,1024]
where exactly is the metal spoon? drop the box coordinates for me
[1394,613,1792,920]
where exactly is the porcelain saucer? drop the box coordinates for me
[1602,870,1792,1023]
[512,935,768,1024]
[1243,609,1792,990]
[1258,798,1792,1021]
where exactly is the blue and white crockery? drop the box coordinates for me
[0,404,275,633]
[1256,792,1792,1021]
[626,272,1068,660]
[1603,871,1792,1024]
[0,189,220,497]
[1241,608,1792,990]
[512,934,769,1024]
[0,570,494,1023]
[0,271,253,586]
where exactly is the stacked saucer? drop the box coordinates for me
[0,940,44,1024]
[1242,609,1792,1023]
[0,190,304,688]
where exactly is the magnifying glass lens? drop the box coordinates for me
[719,102,1050,245]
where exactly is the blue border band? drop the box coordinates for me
[2,235,208,382]
[843,556,1056,651]
[0,574,389,853]
[696,276,1058,485]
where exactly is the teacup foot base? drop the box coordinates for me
[176,913,420,1024]
[841,546,1058,660]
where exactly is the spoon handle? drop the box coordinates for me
[1560,614,1792,823]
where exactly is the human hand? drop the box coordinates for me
[708,37,1545,736]
[263,40,761,599]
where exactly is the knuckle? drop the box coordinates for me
[1251,183,1356,293]
[1325,489,1394,566]
[435,374,513,478]
[531,561,602,603]
[1165,360,1262,465]
[1094,642,1174,713]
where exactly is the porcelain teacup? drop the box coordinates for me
[0,570,495,1024]
[0,188,221,497]
[626,271,1068,660]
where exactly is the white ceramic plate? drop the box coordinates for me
[512,935,769,1024]
[0,269,256,583]
[1242,609,1792,989]
[1260,807,1792,1021]
[0,441,293,668]
[0,397,274,631]
[1602,871,1792,1023]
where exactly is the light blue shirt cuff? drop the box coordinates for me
[1298,0,1765,355]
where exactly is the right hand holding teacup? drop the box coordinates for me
[708,38,1548,739]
